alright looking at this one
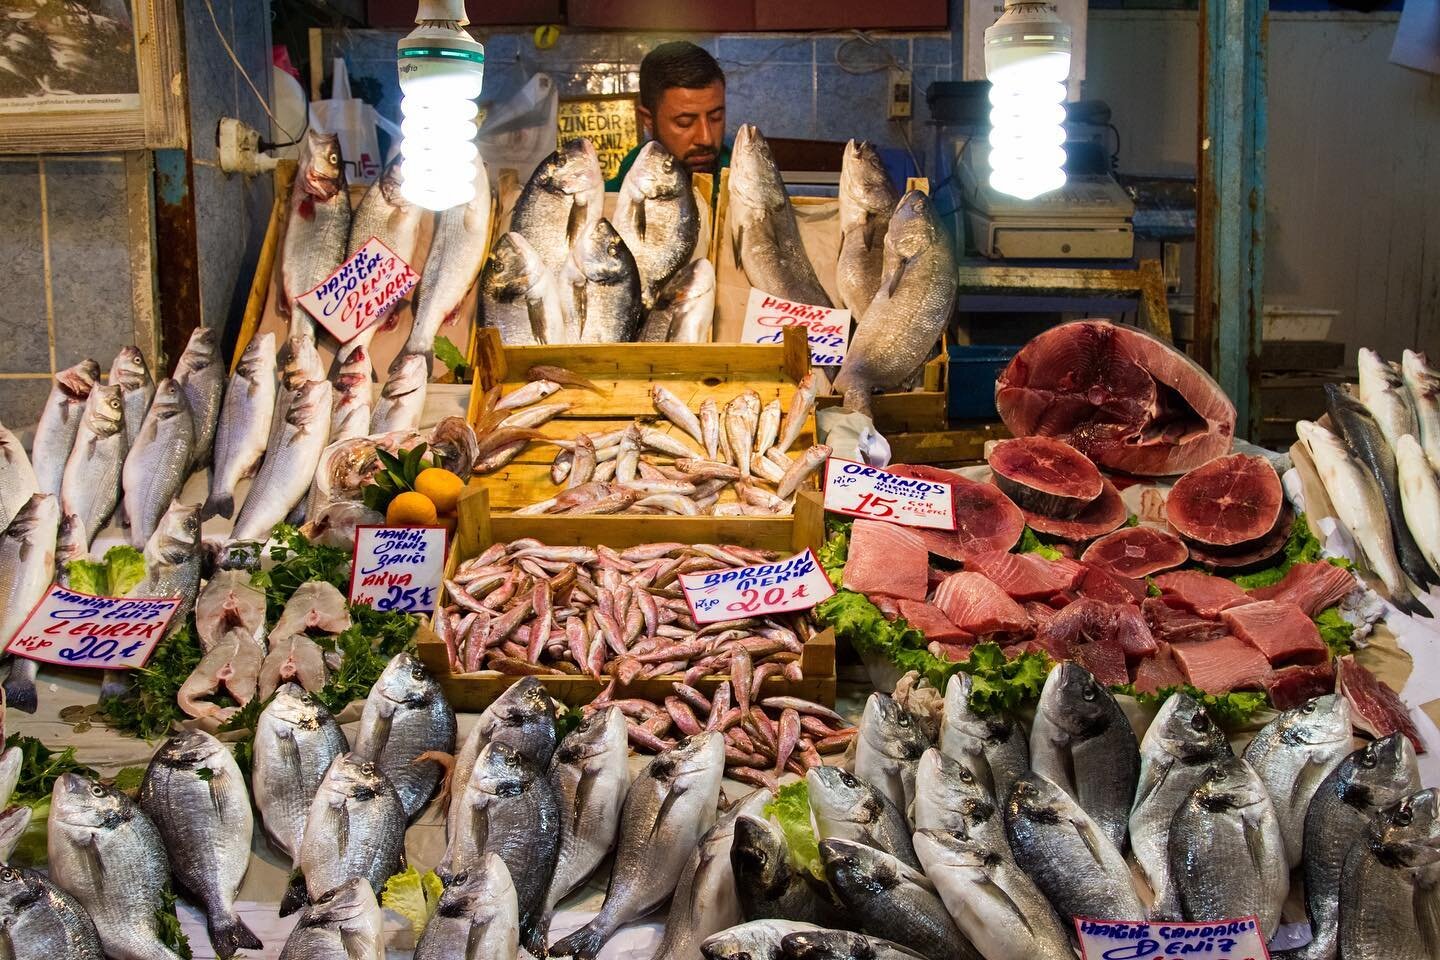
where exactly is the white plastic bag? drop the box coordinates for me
[477,72,559,185]
[308,58,399,184]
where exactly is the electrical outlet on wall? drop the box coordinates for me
[888,68,913,120]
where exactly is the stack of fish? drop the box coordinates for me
[1297,348,1440,616]
[482,138,712,345]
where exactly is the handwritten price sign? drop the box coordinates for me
[1075,917,1270,960]
[679,548,835,625]
[348,526,447,614]
[296,236,420,344]
[823,458,957,530]
[740,289,851,366]
[4,585,182,670]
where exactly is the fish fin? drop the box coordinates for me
[882,256,911,300]
[976,873,1034,937]
[731,223,744,270]
[567,199,588,248]
[278,869,309,917]
[862,212,881,252]
[207,911,263,957]
[633,197,647,243]
[1243,813,1269,878]
[1133,758,1171,810]
[2,659,38,714]
[652,782,690,838]
[528,296,552,345]
[549,917,611,960]
[202,491,234,521]
[573,284,589,341]
[1073,817,1109,870]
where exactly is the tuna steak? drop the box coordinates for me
[995,319,1235,476]
[1082,527,1189,578]
[842,519,930,601]
[1019,476,1128,541]
[1165,453,1283,546]
[1184,503,1293,571]
[987,436,1102,518]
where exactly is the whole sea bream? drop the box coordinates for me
[726,125,831,307]
[278,877,384,960]
[31,360,99,498]
[230,378,332,545]
[58,383,126,547]
[205,331,277,519]
[542,705,628,919]
[0,865,104,959]
[480,231,569,345]
[1336,787,1440,960]
[353,651,456,821]
[282,131,350,340]
[448,677,558,842]
[415,853,518,960]
[938,672,1028,804]
[509,139,604,276]
[564,217,643,343]
[613,141,700,309]
[253,683,349,867]
[173,326,225,469]
[836,140,899,320]
[109,345,154,452]
[120,379,193,549]
[404,159,493,363]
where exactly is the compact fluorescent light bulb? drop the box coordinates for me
[984,0,1072,201]
[397,0,485,211]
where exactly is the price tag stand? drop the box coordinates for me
[5,585,182,669]
[349,526,448,614]
[679,548,835,625]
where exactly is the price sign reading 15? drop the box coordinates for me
[823,458,957,531]
[679,548,836,625]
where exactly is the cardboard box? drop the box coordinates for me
[754,0,946,29]
[568,0,756,30]
[367,0,561,27]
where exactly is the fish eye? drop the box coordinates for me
[360,762,377,776]
[839,771,858,788]
[1302,701,1317,714]
[411,665,426,680]
[453,871,468,884]
[958,767,974,783]
[1360,749,1378,769]
[0,867,17,882]
[1190,713,1211,731]
[1081,688,1096,702]
[300,694,312,705]
[1396,807,1415,827]
[90,785,106,798]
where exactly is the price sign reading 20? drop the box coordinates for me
[678,549,835,626]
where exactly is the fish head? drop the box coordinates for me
[302,876,377,928]
[537,139,603,199]
[1374,788,1440,868]
[56,511,86,563]
[840,140,894,211]
[322,753,392,801]
[88,383,126,434]
[554,705,624,765]
[8,494,60,543]
[301,131,346,199]
[383,354,428,393]
[817,836,903,893]
[283,334,324,385]
[807,765,887,829]
[730,815,790,886]
[1041,662,1112,735]
[50,773,135,830]
[573,218,634,284]
[333,372,369,402]
[268,682,331,731]
[372,652,439,707]
[626,141,688,201]
[485,232,548,299]
[472,741,538,797]
[287,378,334,426]
[1005,774,1067,822]
[437,852,515,917]
[56,359,100,403]
[1277,694,1352,748]
[108,345,149,389]
[1194,756,1265,810]
[861,693,928,762]
[376,158,409,205]
[1345,732,1419,802]
[0,865,46,918]
[146,501,201,563]
[885,190,945,261]
[151,377,187,414]
[236,332,277,380]
[655,730,725,778]
[916,748,992,816]
[177,327,220,368]
[1147,692,1230,763]
[913,827,997,875]
[155,728,227,771]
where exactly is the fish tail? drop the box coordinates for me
[203,490,234,520]
[208,910,263,957]
[2,658,38,713]
[98,672,132,703]
[548,916,611,960]
[1395,588,1433,618]
[278,870,309,917]
[522,918,552,958]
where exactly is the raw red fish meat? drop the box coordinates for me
[1020,476,1129,541]
[842,519,930,601]
[1336,655,1423,752]
[886,465,1026,561]
[1024,601,1061,626]
[870,596,901,619]
[1134,643,1185,694]
[1166,454,1282,547]
[1183,504,1293,570]
[988,436,1102,518]
[1221,600,1327,665]
[1171,636,1272,693]
[1035,598,1157,658]
[1153,570,1252,618]
[930,641,976,662]
[1249,561,1357,617]
[1264,662,1337,710]
[897,599,972,643]
[1143,597,1230,644]
[1072,638,1130,687]
[963,550,1086,600]
[1082,527,1189,578]
[1073,564,1147,606]
[932,571,1031,635]
[994,319,1236,476]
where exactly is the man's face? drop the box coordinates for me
[639,79,726,174]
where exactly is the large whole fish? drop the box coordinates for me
[0,494,59,713]
[853,692,928,816]
[1129,693,1233,917]
[253,683,349,867]
[109,345,154,452]
[139,730,260,958]
[278,877,384,960]
[47,773,184,960]
[1242,694,1352,868]
[415,853,518,960]
[549,732,726,960]
[404,160,493,363]
[726,125,831,307]
[1329,383,1439,589]
[542,705,628,919]
[833,191,955,416]
[1298,419,1431,615]
[1028,662,1139,851]
[509,139,604,276]
[449,677,558,841]
[205,331,277,520]
[1337,787,1440,960]
[480,232,569,345]
[911,749,1009,858]
[1397,432,1440,576]
[0,864,104,959]
[1401,349,1440,469]
[59,383,126,547]
[0,420,38,532]
[1358,347,1417,452]
[564,217,643,343]
[173,326,225,469]
[731,814,849,928]
[128,501,203,638]
[613,141,700,309]
[282,131,350,340]
[938,672,1028,805]
[120,379,193,549]
[369,353,427,434]
[32,360,99,498]
[638,258,715,343]
[343,159,425,356]
[836,140,899,320]
[230,379,332,545]
[779,930,928,960]
[353,652,456,821]
[805,765,918,869]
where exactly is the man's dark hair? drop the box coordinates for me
[639,41,725,114]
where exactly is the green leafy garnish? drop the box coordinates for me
[952,643,1053,715]
[818,521,850,587]
[555,705,584,741]
[111,766,146,793]
[99,619,204,740]
[1125,514,1140,528]
[1120,684,1270,729]
[382,866,446,937]
[765,781,824,880]
[1230,514,1352,590]
[1146,577,1162,597]
[434,335,471,380]
[361,443,433,514]
[1314,607,1356,657]
[156,886,193,958]
[1015,527,1062,561]
[65,545,146,596]
[3,733,96,803]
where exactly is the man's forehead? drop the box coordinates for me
[656,81,725,116]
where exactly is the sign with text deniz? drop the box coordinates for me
[823,459,957,530]
[679,549,835,625]
[1075,917,1270,960]
[740,289,851,366]
[297,236,420,344]
[4,585,182,670]
[349,526,447,614]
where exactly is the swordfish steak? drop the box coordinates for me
[995,319,1235,476]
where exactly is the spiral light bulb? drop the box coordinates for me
[397,0,485,211]
[985,0,1072,201]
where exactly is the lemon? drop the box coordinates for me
[387,491,438,526]
[414,468,464,515]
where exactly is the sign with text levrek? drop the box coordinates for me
[740,289,851,366]
[823,458,957,530]
[296,236,420,344]
[4,585,182,670]
[1075,917,1271,960]
[348,526,447,614]
[680,548,835,625]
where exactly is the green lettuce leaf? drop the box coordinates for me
[1015,527,1062,560]
[764,781,823,880]
[1314,607,1356,657]
[434,336,470,378]
[104,546,146,595]
[382,866,445,937]
[65,558,107,596]
[1230,513,1353,590]
[1120,684,1270,729]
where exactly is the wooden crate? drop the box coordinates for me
[466,325,820,512]
[415,486,836,710]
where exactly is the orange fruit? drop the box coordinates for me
[414,467,464,515]
[387,491,438,526]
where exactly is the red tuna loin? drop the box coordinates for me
[1074,564,1147,606]
[1082,527,1190,579]
[994,319,1236,477]
[1336,655,1423,752]
[871,596,901,619]
[842,519,930,601]
[1153,570,1252,618]
[1134,644,1186,694]
[1264,662,1337,711]
[1221,599,1328,665]
[1171,636,1272,693]
[963,550,1086,600]
[887,465,1025,561]
[988,436,1103,518]
[1035,598,1158,659]
[930,641,977,662]
[1020,476,1129,541]
[1249,561,1358,617]
[1166,454,1283,547]
[897,599,972,643]
[932,571,1031,635]
[1143,597,1230,644]
[1183,504,1293,572]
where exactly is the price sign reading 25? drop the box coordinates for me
[822,458,957,531]
[678,548,836,626]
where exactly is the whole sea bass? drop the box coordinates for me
[230,378,332,545]
[1337,788,1440,960]
[404,159,493,363]
[938,672,1028,804]
[726,124,831,307]
[47,773,184,960]
[353,652,456,821]
[282,131,350,340]
[120,379,192,549]
[32,360,99,497]
[139,730,261,958]
[638,258,716,343]
[836,140,899,320]
[613,141,700,309]
[343,159,426,356]
[253,683,349,868]
[0,865,104,959]
[480,232,569,345]
[564,217,643,343]
[542,706,628,919]
[805,765,918,868]
[0,419,38,532]
[509,139,605,276]
[415,853,518,960]
[109,345,154,452]
[59,383,126,547]
[0,493,59,713]
[205,331,277,519]
[370,353,428,433]
[833,191,956,416]
[278,877,384,960]
[173,326,225,469]
[853,692,929,816]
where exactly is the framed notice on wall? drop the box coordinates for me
[0,0,186,153]
[557,94,641,182]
